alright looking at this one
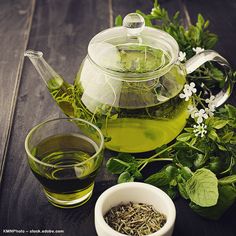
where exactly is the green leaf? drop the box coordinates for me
[204,33,218,48]
[184,128,194,133]
[161,186,177,199]
[144,165,178,187]
[226,104,236,118]
[155,144,168,153]
[228,120,236,128]
[47,76,64,90]
[145,169,170,187]
[177,133,192,142]
[216,144,227,151]
[106,158,129,174]
[115,15,123,26]
[165,165,179,179]
[230,136,236,144]
[194,154,208,168]
[218,175,236,185]
[174,149,194,168]
[190,185,236,220]
[116,153,136,163]
[222,131,234,143]
[145,165,178,187]
[196,14,205,29]
[106,153,138,175]
[209,118,228,129]
[208,156,223,174]
[104,136,112,142]
[179,166,193,180]
[208,129,220,142]
[132,170,143,180]
[210,67,224,81]
[204,20,209,29]
[110,114,118,120]
[186,168,219,207]
[178,183,189,200]
[118,172,134,183]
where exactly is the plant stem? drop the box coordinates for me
[139,158,173,164]
[185,142,205,153]
[138,143,178,171]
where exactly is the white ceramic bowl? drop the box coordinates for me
[94,182,176,236]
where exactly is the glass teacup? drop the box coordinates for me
[25,118,104,208]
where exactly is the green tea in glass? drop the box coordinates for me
[25,118,104,208]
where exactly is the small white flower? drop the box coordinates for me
[186,82,197,93]
[179,92,191,101]
[193,124,207,137]
[194,109,208,124]
[205,107,215,117]
[193,47,204,54]
[178,51,186,62]
[187,105,198,118]
[205,95,216,117]
[179,82,197,101]
[206,95,216,107]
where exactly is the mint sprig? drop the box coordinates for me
[107,0,236,220]
[106,104,236,219]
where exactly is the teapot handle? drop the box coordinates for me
[185,50,233,107]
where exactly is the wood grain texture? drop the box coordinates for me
[0,0,35,184]
[0,0,112,235]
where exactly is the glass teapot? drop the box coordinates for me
[25,13,233,153]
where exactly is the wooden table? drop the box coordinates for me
[0,0,235,235]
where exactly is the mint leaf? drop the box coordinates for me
[116,153,136,163]
[218,175,236,185]
[176,133,192,142]
[178,183,189,200]
[190,185,236,220]
[194,154,208,168]
[145,169,171,187]
[145,165,178,187]
[118,172,134,183]
[161,186,177,199]
[110,113,118,120]
[208,129,220,142]
[106,158,128,174]
[186,168,219,207]
[226,104,236,118]
[210,67,224,81]
[213,120,228,129]
[179,166,193,180]
[115,15,122,26]
[222,131,234,143]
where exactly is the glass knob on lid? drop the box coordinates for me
[123,13,145,36]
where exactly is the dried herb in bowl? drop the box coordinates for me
[104,202,167,236]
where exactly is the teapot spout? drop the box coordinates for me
[24,50,74,117]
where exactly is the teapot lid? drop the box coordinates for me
[88,13,179,77]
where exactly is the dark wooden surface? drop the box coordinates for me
[0,0,235,235]
[0,0,35,185]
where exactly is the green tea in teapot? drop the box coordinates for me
[24,12,232,154]
[103,100,188,153]
[46,44,188,153]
